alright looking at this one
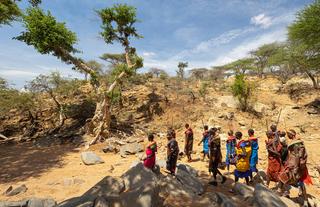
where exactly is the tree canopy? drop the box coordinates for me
[0,0,21,26]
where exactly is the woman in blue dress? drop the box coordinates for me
[248,128,259,182]
[198,125,210,161]
[226,130,236,174]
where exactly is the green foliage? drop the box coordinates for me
[176,62,188,79]
[199,81,209,99]
[0,78,34,115]
[231,74,255,111]
[97,4,142,47]
[15,7,78,60]
[28,0,41,7]
[250,43,279,76]
[159,71,169,80]
[100,53,126,66]
[288,0,320,51]
[223,58,255,75]
[0,0,21,26]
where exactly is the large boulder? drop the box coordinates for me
[158,175,193,198]
[121,163,158,191]
[81,151,104,165]
[253,184,287,207]
[233,183,254,204]
[58,176,124,207]
[215,192,236,207]
[113,181,161,207]
[175,167,204,195]
[177,164,198,177]
[119,142,143,157]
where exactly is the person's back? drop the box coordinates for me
[235,140,251,172]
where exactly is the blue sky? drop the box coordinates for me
[0,0,313,88]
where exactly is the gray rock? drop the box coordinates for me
[5,184,27,196]
[27,198,56,207]
[253,184,287,207]
[176,167,204,195]
[121,162,158,191]
[0,200,28,207]
[58,176,124,207]
[116,181,161,207]
[63,178,85,186]
[93,196,110,207]
[216,192,236,207]
[119,143,143,156]
[177,164,198,177]
[158,175,193,197]
[81,151,104,165]
[233,183,254,204]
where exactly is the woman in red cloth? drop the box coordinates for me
[278,129,312,207]
[265,130,283,188]
[143,133,157,169]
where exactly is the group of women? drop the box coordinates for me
[141,124,312,206]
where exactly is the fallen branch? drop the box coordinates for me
[0,133,8,140]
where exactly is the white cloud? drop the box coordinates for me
[142,52,156,57]
[0,69,39,77]
[211,28,287,66]
[172,27,255,60]
[250,14,273,28]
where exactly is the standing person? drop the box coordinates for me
[279,131,288,165]
[143,133,157,169]
[233,131,251,187]
[278,130,312,207]
[265,130,283,188]
[166,128,179,175]
[184,123,194,162]
[226,130,236,174]
[208,127,226,186]
[198,125,210,161]
[248,129,259,182]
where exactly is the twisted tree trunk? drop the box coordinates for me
[88,48,133,145]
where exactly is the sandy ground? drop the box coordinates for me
[1,129,319,204]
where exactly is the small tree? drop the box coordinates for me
[231,74,255,112]
[159,71,169,80]
[176,62,188,79]
[26,72,80,128]
[80,60,104,81]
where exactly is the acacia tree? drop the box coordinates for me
[89,4,143,145]
[223,58,255,75]
[176,62,188,79]
[250,43,279,77]
[288,0,320,89]
[16,5,143,145]
[149,67,163,78]
[79,60,103,81]
[189,68,208,80]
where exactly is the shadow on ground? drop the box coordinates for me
[0,142,80,184]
